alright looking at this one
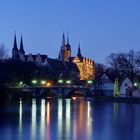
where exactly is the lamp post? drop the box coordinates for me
[41,80,46,86]
[87,80,93,85]
[32,80,37,86]
[66,80,71,84]
[58,79,63,84]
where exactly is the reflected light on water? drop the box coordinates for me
[58,99,63,139]
[79,99,84,128]
[46,101,50,140]
[113,103,119,121]
[73,99,93,140]
[2,98,140,140]
[46,102,50,125]
[40,99,46,139]
[65,99,71,139]
[86,101,92,139]
[31,99,37,139]
[19,99,23,139]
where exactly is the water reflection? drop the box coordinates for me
[18,99,23,139]
[72,99,93,140]
[65,99,71,139]
[57,99,63,139]
[46,102,50,125]
[2,98,140,140]
[46,101,50,140]
[31,99,37,139]
[113,103,119,121]
[40,99,46,139]
[86,101,92,139]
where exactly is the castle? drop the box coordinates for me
[12,33,95,80]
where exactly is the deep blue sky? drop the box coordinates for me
[0,0,140,63]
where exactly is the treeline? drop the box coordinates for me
[96,50,140,83]
[0,60,69,88]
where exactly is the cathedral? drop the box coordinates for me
[58,33,95,80]
[12,33,95,81]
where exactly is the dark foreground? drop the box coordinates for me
[0,98,140,140]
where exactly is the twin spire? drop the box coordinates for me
[13,33,18,51]
[61,32,69,47]
[61,32,82,58]
[13,32,82,60]
[20,35,25,53]
[13,33,25,55]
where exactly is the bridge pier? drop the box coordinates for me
[18,86,92,99]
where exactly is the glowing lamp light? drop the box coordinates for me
[19,81,23,85]
[32,80,37,84]
[134,83,137,87]
[46,82,51,87]
[58,79,63,84]
[72,97,76,100]
[87,80,93,84]
[66,80,71,84]
[41,81,46,85]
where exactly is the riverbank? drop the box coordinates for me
[93,96,140,104]
[1,87,140,104]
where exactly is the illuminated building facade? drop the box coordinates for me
[58,34,95,80]
[12,33,95,81]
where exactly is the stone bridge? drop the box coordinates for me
[18,85,91,98]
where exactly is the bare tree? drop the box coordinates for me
[95,63,106,80]
[106,53,122,79]
[106,50,140,83]
[119,50,140,83]
[0,44,8,60]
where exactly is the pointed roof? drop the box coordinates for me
[77,43,82,58]
[13,33,18,51]
[66,32,71,50]
[19,35,25,53]
[67,31,69,44]
[61,33,66,47]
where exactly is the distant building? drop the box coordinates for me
[12,33,95,81]
[58,33,95,80]
[94,74,114,96]
[119,78,133,95]
[12,34,48,65]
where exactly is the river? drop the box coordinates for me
[0,98,140,140]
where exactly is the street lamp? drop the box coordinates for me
[41,80,46,85]
[87,80,93,85]
[134,83,137,87]
[19,81,23,85]
[58,79,63,84]
[32,80,37,84]
[66,80,71,84]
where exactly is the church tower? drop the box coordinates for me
[59,33,68,61]
[77,43,82,58]
[19,35,25,56]
[66,32,71,61]
[12,33,19,59]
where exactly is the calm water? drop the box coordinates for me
[0,98,140,140]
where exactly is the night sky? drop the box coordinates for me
[0,0,140,63]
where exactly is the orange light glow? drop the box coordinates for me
[46,82,52,87]
[46,102,50,125]
[72,97,77,100]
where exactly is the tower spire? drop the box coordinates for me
[77,42,82,58]
[67,31,69,44]
[12,32,19,59]
[13,33,18,51]
[19,34,25,55]
[61,32,66,47]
